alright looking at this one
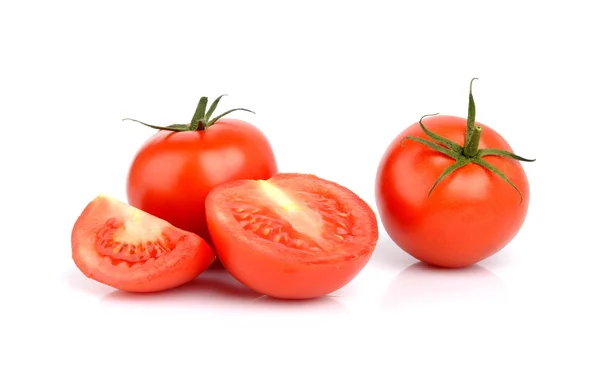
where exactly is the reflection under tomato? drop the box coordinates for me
[248,294,348,314]
[99,269,261,309]
[381,262,505,313]
[99,269,348,315]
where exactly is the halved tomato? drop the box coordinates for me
[71,195,216,292]
[205,173,379,299]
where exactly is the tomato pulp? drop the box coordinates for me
[125,95,278,248]
[205,173,379,299]
[375,79,534,268]
[71,195,216,292]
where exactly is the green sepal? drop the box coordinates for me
[205,94,227,121]
[399,78,535,205]
[401,136,457,159]
[477,148,536,162]
[418,114,463,153]
[121,118,190,132]
[472,157,524,204]
[123,94,254,132]
[207,108,255,127]
[427,158,471,197]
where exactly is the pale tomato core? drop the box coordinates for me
[227,180,357,255]
[92,195,178,266]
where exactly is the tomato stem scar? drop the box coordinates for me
[402,78,536,205]
[122,95,255,132]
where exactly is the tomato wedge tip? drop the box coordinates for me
[71,195,216,292]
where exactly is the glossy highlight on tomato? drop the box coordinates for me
[124,95,278,248]
[205,173,379,299]
[375,79,535,268]
[71,195,216,292]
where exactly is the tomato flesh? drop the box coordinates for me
[206,173,378,299]
[71,195,216,292]
[230,180,359,254]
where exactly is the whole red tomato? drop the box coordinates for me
[375,79,535,268]
[125,95,278,248]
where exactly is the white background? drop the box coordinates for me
[1,0,599,385]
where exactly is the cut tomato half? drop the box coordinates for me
[205,173,379,299]
[71,195,216,292]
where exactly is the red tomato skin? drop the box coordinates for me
[375,115,530,268]
[209,229,374,299]
[126,118,278,247]
[71,196,216,293]
[205,174,379,299]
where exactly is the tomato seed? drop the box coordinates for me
[336,226,348,235]
[112,243,124,254]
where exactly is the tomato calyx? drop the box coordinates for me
[122,94,255,132]
[401,78,536,204]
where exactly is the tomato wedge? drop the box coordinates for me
[205,173,379,299]
[71,195,216,292]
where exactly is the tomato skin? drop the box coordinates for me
[375,115,530,268]
[205,173,379,299]
[126,118,278,247]
[209,233,372,299]
[71,195,216,292]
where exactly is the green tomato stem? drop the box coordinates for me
[190,97,209,131]
[123,95,255,132]
[400,78,536,205]
[463,125,482,157]
[465,77,478,147]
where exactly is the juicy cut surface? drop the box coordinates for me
[90,195,177,266]
[227,180,358,253]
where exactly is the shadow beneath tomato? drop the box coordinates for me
[370,236,416,270]
[381,262,505,313]
[100,270,262,308]
[206,258,226,271]
[247,295,348,314]
[476,249,513,270]
[99,270,348,313]
[64,269,113,297]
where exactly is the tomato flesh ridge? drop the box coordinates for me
[225,179,359,258]
[95,218,175,265]
[90,196,181,266]
[94,217,177,263]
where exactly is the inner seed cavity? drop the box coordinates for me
[95,220,175,263]
[230,190,356,252]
